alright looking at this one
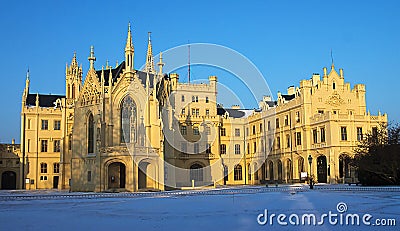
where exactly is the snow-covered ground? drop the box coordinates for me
[0,185,399,231]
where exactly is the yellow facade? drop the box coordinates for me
[8,24,386,191]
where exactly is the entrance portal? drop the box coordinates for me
[108,162,126,189]
[317,156,327,183]
[1,171,16,189]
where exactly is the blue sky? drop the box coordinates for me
[0,0,399,143]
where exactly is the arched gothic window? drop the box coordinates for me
[87,113,94,153]
[120,96,137,143]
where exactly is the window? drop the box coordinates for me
[205,109,210,116]
[318,110,324,114]
[41,120,48,130]
[260,123,263,133]
[54,120,61,130]
[286,135,290,148]
[40,163,47,173]
[194,143,199,153]
[205,126,211,135]
[40,176,48,181]
[276,137,280,149]
[220,144,226,154]
[267,121,271,131]
[248,164,251,180]
[284,115,289,126]
[193,126,199,135]
[205,97,209,103]
[333,110,337,114]
[88,113,94,153]
[341,126,347,141]
[121,96,136,143]
[68,134,72,150]
[181,108,185,115]
[206,143,211,154]
[192,96,198,102]
[27,119,31,129]
[320,127,326,142]
[234,165,242,181]
[276,118,280,128]
[181,125,187,135]
[252,125,256,135]
[296,132,301,146]
[220,128,226,136]
[192,108,199,116]
[87,171,92,182]
[53,140,60,152]
[181,95,185,102]
[190,164,203,182]
[333,82,336,89]
[313,129,318,143]
[41,140,48,152]
[253,142,257,153]
[27,139,30,152]
[181,142,187,153]
[247,143,250,154]
[235,128,240,136]
[234,144,240,154]
[53,163,60,173]
[295,111,300,123]
[372,127,378,138]
[246,127,249,136]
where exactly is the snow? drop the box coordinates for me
[0,185,399,231]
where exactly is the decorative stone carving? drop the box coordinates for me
[325,92,345,107]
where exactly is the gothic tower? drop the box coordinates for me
[65,52,82,103]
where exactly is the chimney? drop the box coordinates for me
[287,86,295,95]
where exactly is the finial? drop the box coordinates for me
[157,52,164,74]
[116,60,119,67]
[148,31,151,42]
[128,21,131,32]
[330,49,335,70]
[88,45,96,70]
[106,60,109,68]
[26,68,30,80]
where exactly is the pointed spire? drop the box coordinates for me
[125,22,134,71]
[330,49,335,70]
[72,51,77,67]
[25,68,30,94]
[125,22,133,50]
[88,46,96,70]
[157,52,164,75]
[145,32,155,73]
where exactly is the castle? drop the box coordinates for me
[0,24,387,191]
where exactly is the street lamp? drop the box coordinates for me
[308,155,313,189]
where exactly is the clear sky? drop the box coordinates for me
[0,0,399,143]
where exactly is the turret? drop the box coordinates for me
[145,32,155,74]
[125,22,134,72]
[66,52,83,101]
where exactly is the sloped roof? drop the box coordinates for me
[26,94,65,107]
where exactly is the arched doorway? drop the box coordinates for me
[1,171,17,190]
[223,165,228,185]
[108,162,126,189]
[190,163,203,184]
[286,159,292,181]
[138,161,156,189]
[268,161,274,180]
[339,154,352,182]
[317,155,327,183]
[278,160,283,182]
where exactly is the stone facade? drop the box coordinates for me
[13,24,386,191]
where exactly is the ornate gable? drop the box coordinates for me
[80,69,102,106]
